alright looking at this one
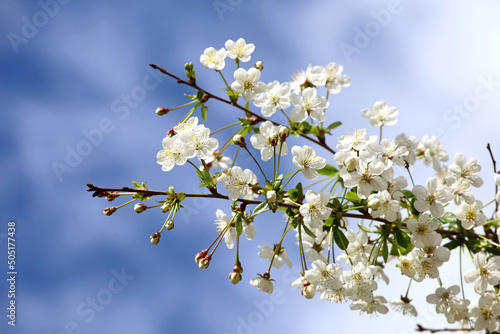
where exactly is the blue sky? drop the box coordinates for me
[2,0,500,333]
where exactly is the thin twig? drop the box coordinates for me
[415,324,474,333]
[486,143,499,215]
[149,64,337,156]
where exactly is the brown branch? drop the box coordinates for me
[149,64,337,156]
[87,183,461,237]
[487,143,499,215]
[415,324,474,333]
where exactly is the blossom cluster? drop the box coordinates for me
[91,38,500,332]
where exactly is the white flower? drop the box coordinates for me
[339,159,387,199]
[417,135,449,170]
[173,116,199,135]
[367,190,400,222]
[291,145,327,180]
[218,166,257,201]
[389,298,418,317]
[350,296,389,316]
[230,68,266,101]
[305,64,327,86]
[304,260,343,292]
[156,136,188,171]
[200,47,226,70]
[337,128,378,152]
[258,244,292,268]
[325,62,351,94]
[396,252,418,278]
[406,213,441,248]
[299,190,331,229]
[367,139,408,169]
[450,179,475,205]
[413,255,442,282]
[426,285,461,314]
[448,152,483,187]
[179,125,219,160]
[253,81,291,117]
[361,101,399,127]
[298,228,328,263]
[250,274,274,294]
[470,293,500,332]
[464,252,500,295]
[225,38,255,62]
[343,263,378,302]
[289,87,329,122]
[337,229,372,265]
[412,177,453,218]
[205,152,232,170]
[456,200,487,230]
[395,133,419,166]
[250,121,288,161]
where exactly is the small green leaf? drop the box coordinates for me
[302,223,317,239]
[334,228,349,250]
[317,164,339,177]
[401,190,415,199]
[253,202,269,216]
[382,239,389,263]
[196,89,204,101]
[235,215,243,237]
[346,192,361,203]
[395,231,409,248]
[201,105,208,121]
[326,121,341,132]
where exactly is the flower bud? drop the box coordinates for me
[195,249,208,264]
[167,127,176,137]
[266,190,276,204]
[166,220,174,230]
[106,191,119,202]
[198,255,212,269]
[156,107,169,116]
[302,282,316,299]
[254,60,264,71]
[103,206,117,216]
[161,202,172,213]
[233,135,246,148]
[279,126,289,142]
[229,271,242,285]
[134,203,147,213]
[150,232,161,245]
[270,134,279,147]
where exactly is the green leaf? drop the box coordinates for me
[253,202,269,216]
[302,223,317,239]
[443,240,461,251]
[196,90,204,101]
[317,164,338,177]
[382,239,389,263]
[358,223,375,233]
[334,228,349,250]
[346,192,361,203]
[401,190,415,199]
[395,231,409,249]
[235,215,243,237]
[288,188,299,201]
[201,105,207,121]
[326,121,341,132]
[296,182,303,196]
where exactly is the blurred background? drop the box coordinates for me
[2,0,500,333]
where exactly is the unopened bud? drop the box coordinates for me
[167,128,176,137]
[106,191,119,202]
[195,249,208,264]
[156,107,169,116]
[150,232,161,245]
[270,134,279,147]
[103,206,117,216]
[266,190,276,204]
[166,220,174,230]
[134,203,147,213]
[161,202,173,213]
[302,282,316,299]
[233,135,246,148]
[254,60,264,71]
[279,126,289,142]
[229,271,242,285]
[198,255,212,269]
